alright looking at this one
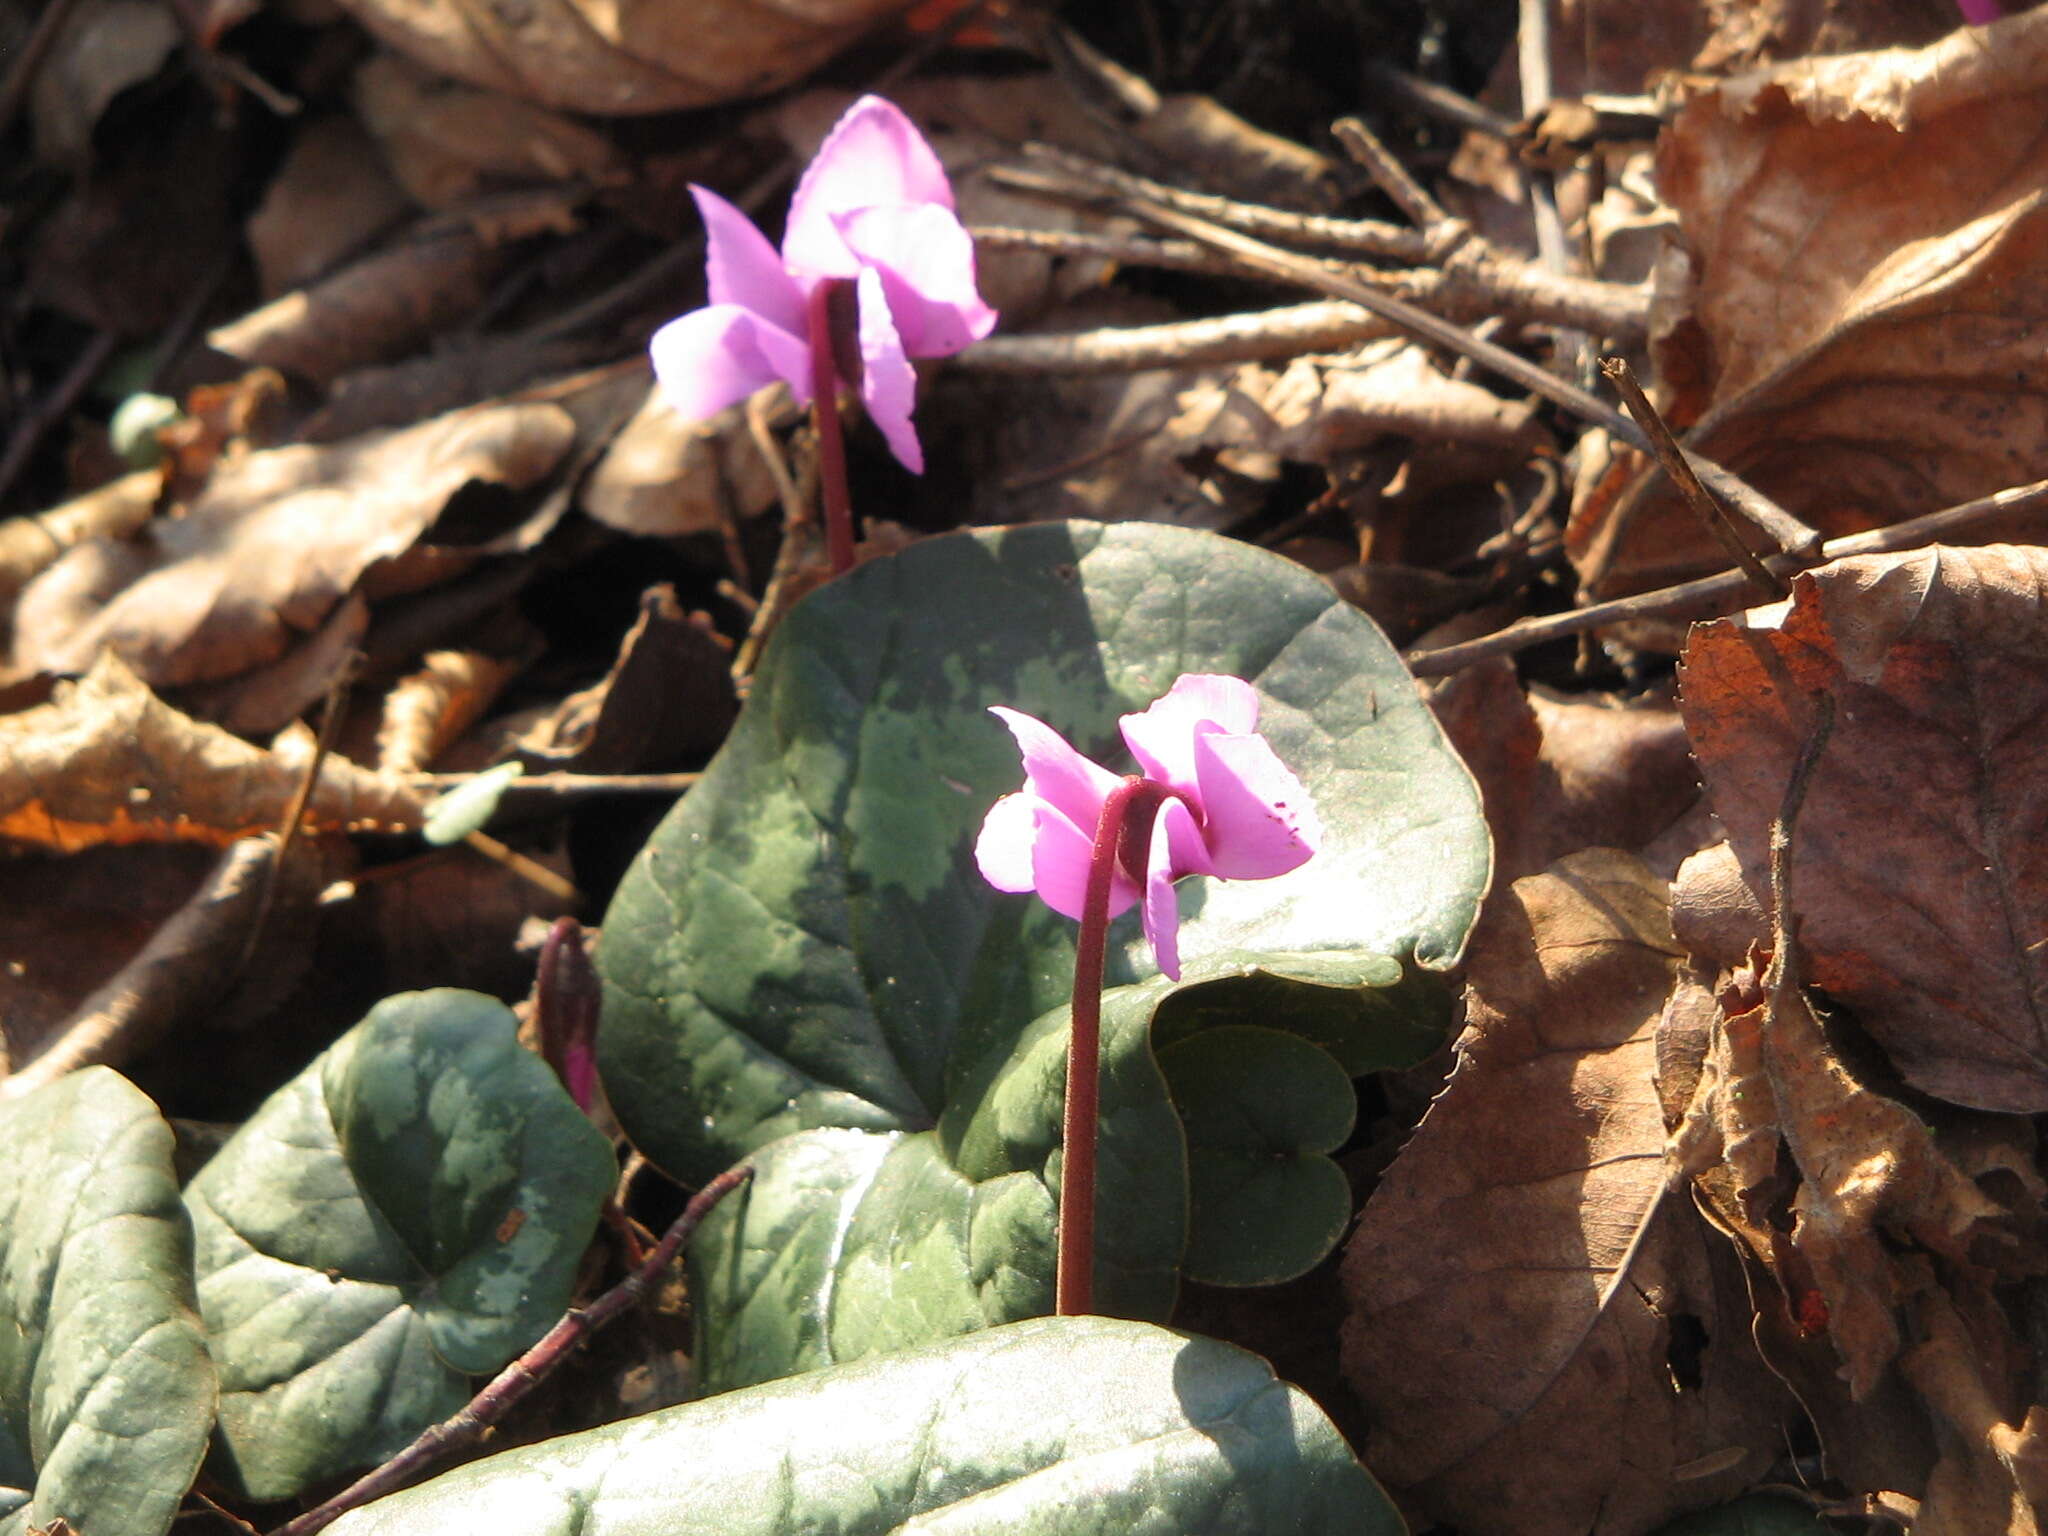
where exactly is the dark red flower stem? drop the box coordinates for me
[807,279,857,576]
[1058,775,1171,1317]
[265,1164,754,1536]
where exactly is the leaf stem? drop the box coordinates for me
[807,279,856,576]
[265,1164,754,1536]
[1059,776,1168,1316]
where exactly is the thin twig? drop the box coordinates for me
[1600,357,1785,598]
[970,223,1268,280]
[998,145,1430,262]
[463,830,580,906]
[957,300,1395,374]
[234,661,355,978]
[0,0,87,137]
[1766,695,1837,1004]
[1404,475,2048,676]
[1362,60,1518,137]
[267,1165,755,1536]
[0,330,118,510]
[1330,116,1448,230]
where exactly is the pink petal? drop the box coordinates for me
[975,789,1136,923]
[975,791,1046,894]
[1119,674,1262,799]
[1142,797,1203,980]
[855,266,923,473]
[690,185,805,336]
[987,706,1124,836]
[650,305,811,421]
[1189,729,1321,880]
[834,204,997,358]
[783,95,954,281]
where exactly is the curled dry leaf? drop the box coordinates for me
[1341,850,1788,1536]
[1678,544,2048,1112]
[0,652,420,853]
[581,382,784,539]
[331,0,919,115]
[209,213,540,386]
[0,469,159,612]
[376,650,524,775]
[13,400,575,688]
[1581,15,2048,596]
[511,584,738,775]
[1186,341,1551,464]
[1903,1284,2048,1536]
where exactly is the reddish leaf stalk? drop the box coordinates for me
[1058,776,1171,1317]
[266,1164,755,1536]
[807,278,857,576]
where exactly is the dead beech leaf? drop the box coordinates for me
[581,382,784,539]
[1582,16,2048,595]
[377,650,524,775]
[0,652,419,853]
[13,400,574,688]
[27,0,180,166]
[331,0,918,115]
[1678,545,2048,1112]
[1341,850,1788,1536]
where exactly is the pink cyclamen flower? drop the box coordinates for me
[649,94,997,474]
[975,674,1321,980]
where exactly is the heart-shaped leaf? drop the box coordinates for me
[323,1315,1407,1536]
[184,989,615,1501]
[0,1068,214,1536]
[600,521,1488,1385]
[1161,1024,1356,1287]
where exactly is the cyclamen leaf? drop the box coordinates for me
[184,989,614,1501]
[0,1068,214,1536]
[323,1316,1406,1536]
[599,520,1489,1386]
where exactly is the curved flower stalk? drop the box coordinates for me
[975,674,1320,1314]
[650,95,997,572]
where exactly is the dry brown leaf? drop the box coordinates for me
[1185,341,1550,463]
[0,469,159,614]
[1901,1281,2048,1535]
[1426,659,1697,883]
[511,585,737,775]
[27,0,179,166]
[0,652,419,852]
[244,114,412,298]
[354,54,628,208]
[1581,15,2048,596]
[13,400,574,688]
[208,217,513,386]
[580,382,785,539]
[1341,849,1789,1536]
[331,0,918,115]
[0,844,217,1074]
[1678,544,2048,1112]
